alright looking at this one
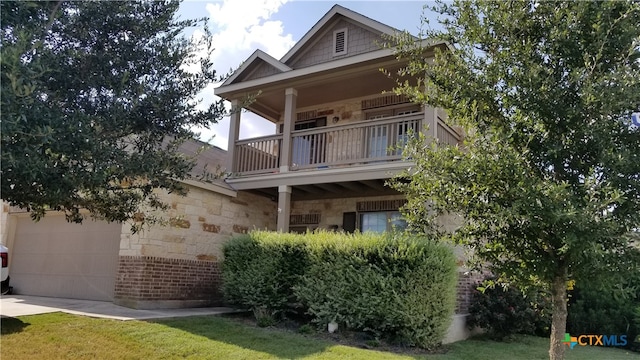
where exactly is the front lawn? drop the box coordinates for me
[1,313,637,359]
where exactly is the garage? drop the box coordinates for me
[9,215,122,301]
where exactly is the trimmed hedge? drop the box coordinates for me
[221,232,308,319]
[222,230,457,349]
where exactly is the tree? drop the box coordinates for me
[1,1,225,226]
[389,1,640,359]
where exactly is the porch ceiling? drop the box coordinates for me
[235,58,405,121]
[246,178,399,201]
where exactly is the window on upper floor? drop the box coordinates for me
[365,105,421,157]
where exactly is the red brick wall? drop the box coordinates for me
[455,271,483,314]
[114,256,222,307]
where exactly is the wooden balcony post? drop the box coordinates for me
[280,88,297,172]
[227,99,241,173]
[423,105,438,142]
[277,185,292,232]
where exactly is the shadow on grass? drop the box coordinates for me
[154,313,334,359]
[0,316,30,335]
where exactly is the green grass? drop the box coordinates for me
[1,313,637,360]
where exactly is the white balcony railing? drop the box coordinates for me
[232,113,461,176]
[233,134,282,175]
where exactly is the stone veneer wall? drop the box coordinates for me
[120,186,276,261]
[291,194,406,230]
[115,185,276,309]
[292,194,477,315]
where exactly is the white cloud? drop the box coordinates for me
[206,0,294,70]
[190,0,294,149]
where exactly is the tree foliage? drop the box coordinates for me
[1,0,225,224]
[390,1,640,359]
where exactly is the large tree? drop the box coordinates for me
[1,1,224,225]
[390,1,640,359]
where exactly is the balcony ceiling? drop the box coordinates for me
[246,178,400,202]
[240,58,406,122]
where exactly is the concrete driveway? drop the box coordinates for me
[0,295,238,321]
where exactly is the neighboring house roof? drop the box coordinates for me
[171,137,237,196]
[221,49,292,87]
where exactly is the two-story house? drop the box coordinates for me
[2,4,476,342]
[215,4,461,235]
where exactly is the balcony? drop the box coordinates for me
[230,112,461,177]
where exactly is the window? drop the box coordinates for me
[365,105,420,120]
[280,117,327,167]
[333,28,347,56]
[360,211,407,233]
[365,105,421,157]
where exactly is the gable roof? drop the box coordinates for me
[221,49,292,86]
[279,4,409,65]
[217,4,428,92]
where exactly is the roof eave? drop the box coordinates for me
[221,49,292,87]
[215,39,447,100]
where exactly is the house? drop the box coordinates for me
[1,4,476,342]
[1,141,277,309]
[216,5,461,234]
[215,4,475,341]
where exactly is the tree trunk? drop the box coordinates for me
[549,269,568,360]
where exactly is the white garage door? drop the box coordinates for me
[10,216,122,301]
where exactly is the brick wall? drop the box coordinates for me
[114,256,222,309]
[455,271,483,314]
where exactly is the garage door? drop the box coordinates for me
[10,216,122,301]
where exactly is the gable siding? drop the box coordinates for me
[241,61,283,82]
[289,18,383,69]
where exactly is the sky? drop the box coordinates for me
[178,0,441,150]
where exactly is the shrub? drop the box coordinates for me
[222,230,457,349]
[467,277,551,340]
[221,232,309,318]
[567,272,640,352]
[294,232,457,349]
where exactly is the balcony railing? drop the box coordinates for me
[232,113,461,176]
[233,134,282,175]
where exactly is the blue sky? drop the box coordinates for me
[179,0,440,149]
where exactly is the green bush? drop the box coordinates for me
[467,277,551,340]
[221,232,309,319]
[567,272,640,352]
[222,230,458,349]
[294,232,457,349]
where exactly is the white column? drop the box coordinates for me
[280,88,297,172]
[226,99,241,173]
[277,185,292,232]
